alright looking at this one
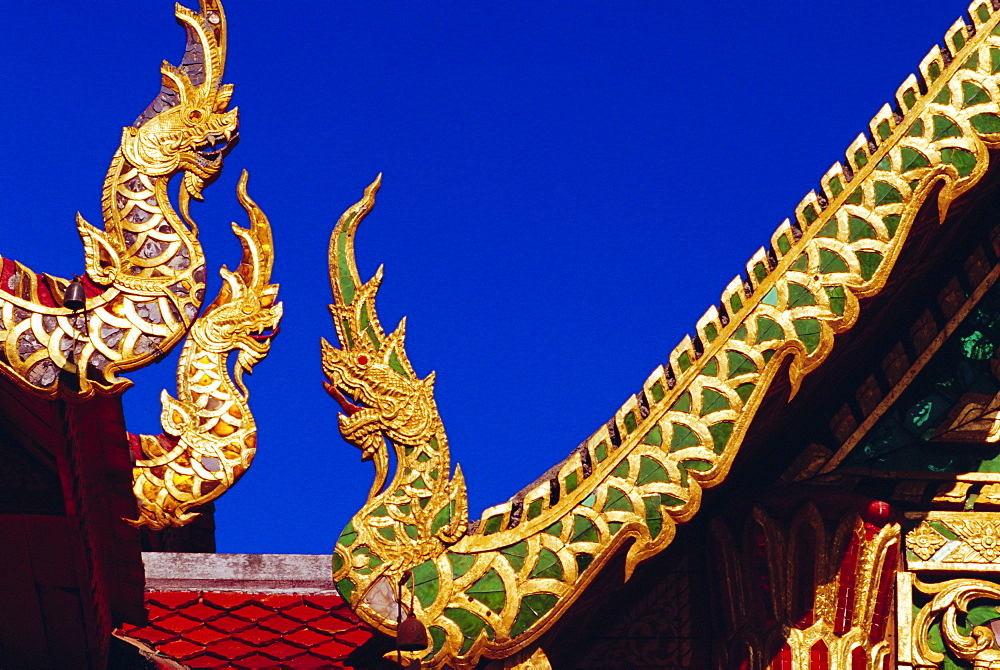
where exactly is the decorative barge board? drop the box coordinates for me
[325,2,1000,668]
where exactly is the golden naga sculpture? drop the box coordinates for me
[0,0,237,398]
[327,5,1000,668]
[131,172,281,530]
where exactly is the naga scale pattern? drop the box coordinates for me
[327,3,1000,667]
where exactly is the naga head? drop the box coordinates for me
[323,176,439,495]
[193,172,282,376]
[122,0,238,200]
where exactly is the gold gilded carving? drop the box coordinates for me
[911,578,1000,668]
[0,0,238,398]
[907,513,1000,570]
[130,173,281,529]
[907,522,948,561]
[328,4,1000,667]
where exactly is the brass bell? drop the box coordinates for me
[397,614,428,652]
[63,275,86,311]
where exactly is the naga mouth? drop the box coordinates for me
[324,381,363,417]
[196,129,239,162]
[249,325,279,342]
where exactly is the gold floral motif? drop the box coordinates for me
[907,521,948,561]
[949,519,1000,562]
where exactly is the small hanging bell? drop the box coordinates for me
[397,613,428,652]
[63,275,86,311]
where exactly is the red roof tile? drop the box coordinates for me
[120,590,373,665]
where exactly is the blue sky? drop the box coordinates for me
[0,1,971,553]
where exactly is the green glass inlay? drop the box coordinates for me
[644,496,663,538]
[332,553,344,573]
[704,322,718,342]
[510,594,558,638]
[972,112,1000,133]
[678,351,692,372]
[928,520,959,540]
[417,452,429,463]
[338,520,357,547]
[430,468,439,480]
[932,115,963,140]
[733,324,747,341]
[875,156,891,171]
[623,411,638,434]
[377,526,396,541]
[755,315,784,342]
[777,233,792,253]
[388,348,409,377]
[650,381,665,402]
[565,471,578,492]
[405,524,418,539]
[544,520,563,537]
[428,436,439,452]
[953,30,966,51]
[638,454,671,483]
[412,476,427,490]
[903,89,917,110]
[963,51,980,70]
[790,254,809,272]
[762,349,775,362]
[527,498,544,520]
[431,501,454,535]
[819,248,849,274]
[978,5,991,23]
[702,357,718,376]
[336,578,356,601]
[730,292,743,313]
[941,147,977,177]
[643,425,662,446]
[793,318,822,354]
[882,215,901,238]
[372,504,388,517]
[907,119,924,137]
[413,559,440,609]
[582,492,596,507]
[788,282,817,307]
[449,552,476,578]
[846,188,863,205]
[425,626,447,660]
[359,304,379,350]
[466,568,506,614]
[530,548,564,581]
[933,86,952,105]
[762,287,778,306]
[816,218,837,239]
[336,224,357,305]
[482,514,504,535]
[603,486,634,513]
[594,442,609,462]
[670,424,700,451]
[443,607,493,654]
[576,553,594,575]
[856,250,884,281]
[709,421,734,454]
[909,179,920,192]
[419,496,430,509]
[571,515,599,544]
[678,459,711,487]
[825,286,846,316]
[612,460,629,478]
[901,147,931,173]
[802,206,818,224]
[736,383,755,403]
[874,181,903,206]
[726,349,757,379]
[876,121,891,141]
[671,391,692,413]
[854,149,868,168]
[701,388,730,415]
[993,47,1000,73]
[928,61,941,81]
[964,81,991,108]
[608,521,624,534]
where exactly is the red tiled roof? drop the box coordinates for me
[120,591,372,668]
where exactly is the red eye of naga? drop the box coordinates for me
[357,355,368,365]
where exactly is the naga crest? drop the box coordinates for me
[122,0,238,200]
[322,176,443,496]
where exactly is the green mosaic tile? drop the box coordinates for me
[817,218,838,239]
[702,357,719,377]
[608,521,624,534]
[993,47,1000,73]
[875,156,891,171]
[405,524,418,539]
[612,460,629,478]
[964,81,992,108]
[643,425,662,446]
[900,147,930,172]
[431,500,454,535]
[338,521,357,547]
[333,553,344,573]
[594,442,609,462]
[510,594,558,638]
[501,542,529,572]
[788,282,817,307]
[825,285,846,316]
[669,424,701,451]
[623,411,638,434]
[336,578,355,601]
[730,293,743,314]
[413,559,440,609]
[932,115,963,140]
[876,120,891,141]
[793,318,822,354]
[482,514,504,535]
[575,553,594,575]
[874,181,903,206]
[972,112,1000,133]
[644,496,663,539]
[581,492,596,507]
[449,552,476,578]
[650,381,665,403]
[411,476,427,490]
[377,526,396,541]
[709,421,734,454]
[903,89,917,110]
[638,455,671,483]
[466,568,506,614]
[736,383,755,403]
[544,520,563,537]
[777,233,792,253]
[848,215,878,241]
[819,248,849,274]
[701,388,730,415]
[846,188,864,205]
[372,504,388,517]
[856,250,883,281]
[565,471,578,493]
[425,626,447,660]
[802,206,818,225]
[907,119,924,137]
[941,147,977,176]
[953,30,966,52]
[704,322,718,342]
[854,149,868,168]
[933,86,952,105]
[978,5,991,23]
[928,61,941,81]
[527,497,544,519]
[671,391,692,412]
[733,324,748,341]
[529,548,564,581]
[763,287,779,306]
[571,515,598,543]
[678,351,692,372]
[755,315,784,342]
[388,347,408,377]
[443,607,493,654]
[964,51,981,70]
[603,486,634,513]
[790,254,809,272]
